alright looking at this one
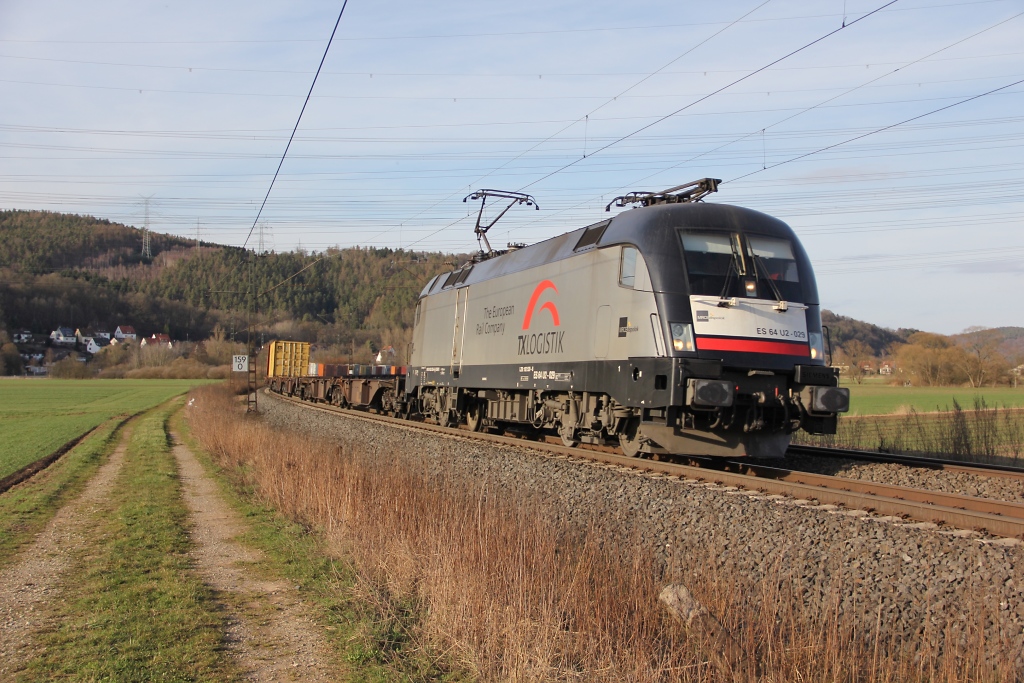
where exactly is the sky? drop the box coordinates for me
[1,0,1022,334]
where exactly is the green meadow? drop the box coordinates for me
[842,378,1024,416]
[0,378,214,480]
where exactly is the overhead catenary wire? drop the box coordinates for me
[4,47,1024,78]
[728,75,1024,183]
[0,0,1007,45]
[514,0,901,193]
[503,10,1024,237]
[401,1,901,251]
[612,9,1024,191]
[241,0,349,251]
[358,0,772,249]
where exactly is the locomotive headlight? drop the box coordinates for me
[808,332,825,362]
[670,322,695,352]
[744,279,757,296]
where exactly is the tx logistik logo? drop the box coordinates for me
[518,279,564,356]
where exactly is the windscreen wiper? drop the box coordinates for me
[720,237,745,307]
[751,254,787,309]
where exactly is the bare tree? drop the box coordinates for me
[956,328,1009,387]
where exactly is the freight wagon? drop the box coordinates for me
[265,340,409,414]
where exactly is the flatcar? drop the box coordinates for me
[270,179,849,458]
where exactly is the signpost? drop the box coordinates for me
[232,355,249,373]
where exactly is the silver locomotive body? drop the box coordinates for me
[407,201,848,458]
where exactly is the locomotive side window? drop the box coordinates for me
[619,246,638,287]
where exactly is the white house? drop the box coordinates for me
[85,337,111,355]
[13,330,32,344]
[75,328,97,344]
[114,325,137,341]
[50,327,76,346]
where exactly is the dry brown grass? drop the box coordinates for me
[186,385,1019,682]
[795,399,1024,462]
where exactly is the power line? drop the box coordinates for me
[728,75,1024,184]
[4,48,1023,78]
[359,0,772,249]
[0,0,1008,45]
[613,9,1024,192]
[242,0,350,251]
[515,0,901,192]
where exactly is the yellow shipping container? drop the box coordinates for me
[267,340,311,378]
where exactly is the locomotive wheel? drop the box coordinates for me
[559,424,579,448]
[618,419,642,457]
[465,400,483,432]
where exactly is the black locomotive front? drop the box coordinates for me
[604,200,849,457]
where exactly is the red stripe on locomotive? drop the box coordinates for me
[696,336,810,357]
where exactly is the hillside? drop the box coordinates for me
[820,310,907,357]
[0,210,194,272]
[0,210,449,343]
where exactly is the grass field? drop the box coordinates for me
[843,379,1024,415]
[0,378,215,480]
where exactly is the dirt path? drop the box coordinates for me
[0,429,130,677]
[170,430,339,682]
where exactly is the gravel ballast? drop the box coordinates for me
[257,392,1024,652]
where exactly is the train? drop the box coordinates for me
[267,179,849,458]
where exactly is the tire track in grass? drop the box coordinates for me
[8,402,234,681]
[170,426,339,681]
[0,421,132,677]
[0,412,141,496]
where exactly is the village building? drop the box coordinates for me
[75,327,99,344]
[140,333,172,348]
[13,330,32,344]
[50,327,77,346]
[114,325,137,340]
[85,337,111,355]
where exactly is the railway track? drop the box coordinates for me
[787,443,1024,481]
[270,391,1024,539]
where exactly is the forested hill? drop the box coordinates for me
[0,210,449,342]
[0,209,194,272]
[821,310,908,357]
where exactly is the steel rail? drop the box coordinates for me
[722,460,1024,519]
[787,444,1024,481]
[270,392,1024,539]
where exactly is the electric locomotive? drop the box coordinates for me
[407,179,849,458]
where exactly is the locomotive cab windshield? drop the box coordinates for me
[680,230,802,302]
